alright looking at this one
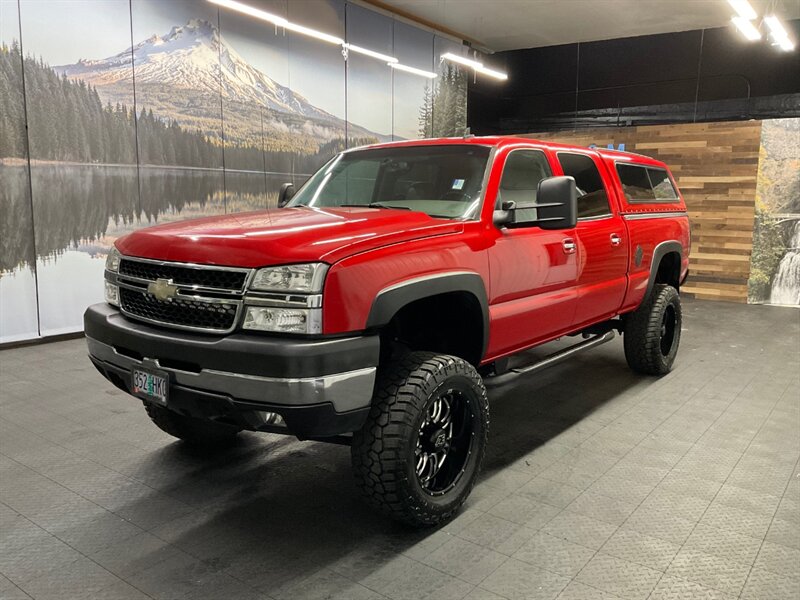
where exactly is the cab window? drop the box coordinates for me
[496,150,552,223]
[557,152,611,218]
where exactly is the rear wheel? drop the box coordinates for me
[624,284,682,375]
[351,352,489,527]
[144,402,241,447]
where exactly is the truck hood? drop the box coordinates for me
[115,206,464,267]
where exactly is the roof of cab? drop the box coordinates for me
[360,135,668,168]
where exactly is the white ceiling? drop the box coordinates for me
[377,0,800,52]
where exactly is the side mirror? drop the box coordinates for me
[492,200,516,226]
[535,176,577,230]
[492,176,577,230]
[277,183,295,208]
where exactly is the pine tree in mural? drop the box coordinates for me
[417,63,468,138]
[0,42,29,159]
[418,82,433,138]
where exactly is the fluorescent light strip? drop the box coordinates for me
[208,0,287,26]
[476,66,508,80]
[732,16,762,41]
[727,0,757,20]
[388,62,437,78]
[344,43,398,63]
[764,15,795,50]
[441,52,484,70]
[210,0,342,45]
[441,51,508,80]
[283,21,343,45]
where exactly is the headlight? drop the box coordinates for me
[249,263,327,293]
[104,281,119,307]
[105,247,121,272]
[242,306,321,334]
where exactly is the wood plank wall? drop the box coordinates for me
[518,121,763,302]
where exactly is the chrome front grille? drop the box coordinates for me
[119,259,248,292]
[114,257,251,334]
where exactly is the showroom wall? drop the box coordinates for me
[469,20,800,132]
[521,118,800,306]
[0,0,469,344]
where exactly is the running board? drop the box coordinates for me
[486,331,616,384]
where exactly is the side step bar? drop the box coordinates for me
[486,331,616,384]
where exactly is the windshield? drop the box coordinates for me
[287,144,491,219]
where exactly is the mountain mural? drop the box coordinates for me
[55,19,387,154]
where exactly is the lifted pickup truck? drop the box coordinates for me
[86,136,690,526]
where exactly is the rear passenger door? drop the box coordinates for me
[557,152,629,327]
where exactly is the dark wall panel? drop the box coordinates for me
[469,20,800,134]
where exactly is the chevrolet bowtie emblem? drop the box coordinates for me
[147,278,179,302]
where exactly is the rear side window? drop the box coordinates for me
[616,163,678,202]
[647,168,679,200]
[557,152,611,218]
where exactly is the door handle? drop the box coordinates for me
[562,238,576,254]
[610,233,622,246]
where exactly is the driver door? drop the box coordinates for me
[486,148,579,359]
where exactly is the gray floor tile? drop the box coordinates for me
[600,528,680,572]
[426,537,508,585]
[541,512,618,550]
[665,548,751,597]
[575,553,661,600]
[648,575,736,600]
[480,558,570,600]
[740,567,800,600]
[512,531,595,577]
[752,540,800,579]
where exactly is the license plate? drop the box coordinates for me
[132,368,168,405]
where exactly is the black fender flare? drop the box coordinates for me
[366,271,490,359]
[645,240,683,298]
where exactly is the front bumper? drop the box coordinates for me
[84,303,379,438]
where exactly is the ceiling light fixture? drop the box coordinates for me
[731,16,762,41]
[727,0,758,20]
[441,52,508,80]
[388,62,438,78]
[764,15,796,51]
[208,0,287,27]
[283,21,343,45]
[344,43,398,63]
[209,0,343,45]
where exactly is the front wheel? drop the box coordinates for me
[351,352,489,527]
[624,284,682,375]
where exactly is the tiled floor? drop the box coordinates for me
[1,298,798,600]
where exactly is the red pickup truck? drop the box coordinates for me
[85,136,690,526]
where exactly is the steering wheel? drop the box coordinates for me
[439,190,472,202]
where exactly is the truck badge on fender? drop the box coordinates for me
[147,278,179,302]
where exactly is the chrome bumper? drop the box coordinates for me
[86,336,376,413]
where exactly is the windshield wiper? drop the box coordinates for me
[339,203,412,210]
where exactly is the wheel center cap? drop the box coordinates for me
[431,429,448,449]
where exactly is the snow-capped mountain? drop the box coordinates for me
[55,19,384,145]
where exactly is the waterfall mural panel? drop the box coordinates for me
[0,0,39,343]
[748,118,800,306]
